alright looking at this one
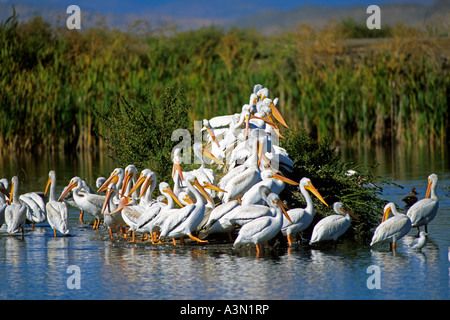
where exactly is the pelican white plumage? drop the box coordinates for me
[19,189,46,228]
[233,193,293,255]
[309,202,358,246]
[141,182,185,242]
[159,176,211,245]
[201,199,241,239]
[370,202,412,252]
[45,170,69,237]
[62,177,97,222]
[281,177,329,246]
[101,182,127,239]
[241,170,298,205]
[407,173,439,234]
[4,176,27,236]
[58,176,105,229]
[221,134,262,203]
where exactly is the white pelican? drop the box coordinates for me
[221,134,262,203]
[4,176,27,236]
[58,176,105,229]
[409,231,427,251]
[96,177,107,190]
[370,202,412,252]
[241,170,298,205]
[309,202,358,246]
[97,168,124,194]
[202,199,241,240]
[101,182,127,239]
[63,177,99,223]
[140,182,185,242]
[159,176,211,245]
[281,177,329,246]
[121,164,139,200]
[407,173,439,234]
[19,189,46,228]
[44,170,69,237]
[233,193,293,255]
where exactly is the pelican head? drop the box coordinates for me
[333,202,359,220]
[299,177,329,207]
[425,173,438,199]
[267,193,292,223]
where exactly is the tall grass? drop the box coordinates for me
[0,9,448,152]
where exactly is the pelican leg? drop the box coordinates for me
[79,210,84,223]
[392,242,397,252]
[109,228,114,239]
[54,229,57,238]
[287,235,292,247]
[256,244,260,255]
[227,232,233,242]
[172,238,177,246]
[188,234,209,244]
[129,231,136,243]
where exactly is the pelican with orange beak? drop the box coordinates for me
[3,176,27,237]
[234,193,293,256]
[309,202,358,246]
[58,176,105,229]
[407,173,439,234]
[281,177,329,246]
[371,202,411,252]
[159,176,212,245]
[45,170,69,237]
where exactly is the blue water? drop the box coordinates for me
[0,147,449,300]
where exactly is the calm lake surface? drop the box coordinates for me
[0,144,449,300]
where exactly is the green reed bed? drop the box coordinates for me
[0,10,448,152]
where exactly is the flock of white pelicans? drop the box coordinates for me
[0,85,441,255]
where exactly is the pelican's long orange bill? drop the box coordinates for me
[206,126,220,148]
[425,179,432,199]
[193,179,214,204]
[172,162,184,181]
[201,147,224,166]
[44,178,52,197]
[202,182,227,193]
[305,182,329,207]
[101,188,114,215]
[127,175,146,199]
[271,173,299,186]
[164,186,184,208]
[106,197,130,216]
[97,172,119,193]
[57,181,78,202]
[275,199,293,224]
[340,208,359,221]
[381,206,392,223]
[269,102,289,128]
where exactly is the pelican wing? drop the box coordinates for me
[371,216,411,245]
[310,215,350,243]
[227,205,271,226]
[46,201,69,234]
[234,216,273,246]
[159,204,195,237]
[407,198,439,226]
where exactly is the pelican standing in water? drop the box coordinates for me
[407,173,439,234]
[309,202,358,246]
[370,202,411,252]
[281,177,329,246]
[101,182,127,239]
[233,193,293,255]
[4,176,27,236]
[58,176,105,229]
[159,176,211,245]
[45,170,69,237]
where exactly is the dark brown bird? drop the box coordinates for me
[402,187,418,207]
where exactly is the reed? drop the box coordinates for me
[0,10,448,153]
